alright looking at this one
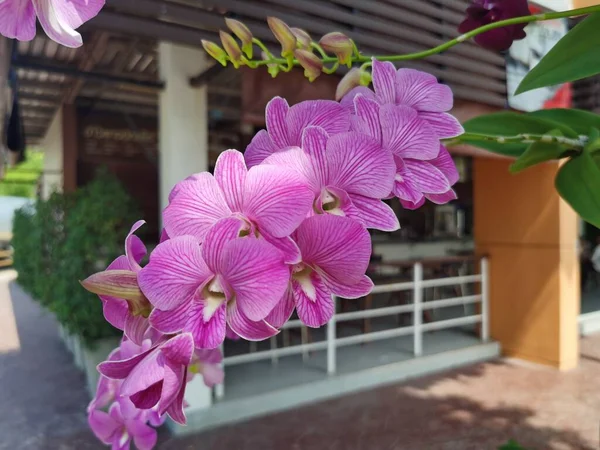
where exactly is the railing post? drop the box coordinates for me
[413,263,423,357]
[480,257,490,342]
[214,343,225,401]
[327,296,337,375]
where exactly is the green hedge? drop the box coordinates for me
[12,169,141,347]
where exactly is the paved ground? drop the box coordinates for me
[2,268,600,450]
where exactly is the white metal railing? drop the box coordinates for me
[215,256,490,400]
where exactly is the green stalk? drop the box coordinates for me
[445,132,586,151]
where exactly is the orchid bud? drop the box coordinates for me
[294,49,323,82]
[267,16,297,58]
[262,51,280,78]
[320,32,354,66]
[219,30,243,68]
[360,70,372,86]
[201,40,228,66]
[292,27,312,50]
[335,68,362,101]
[225,18,253,58]
[80,270,150,317]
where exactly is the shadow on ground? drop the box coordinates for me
[1,271,598,450]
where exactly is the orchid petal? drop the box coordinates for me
[265,288,295,328]
[195,348,223,365]
[327,132,395,198]
[119,349,164,398]
[124,315,151,347]
[262,146,317,192]
[262,233,302,265]
[348,194,400,232]
[420,111,464,139]
[245,129,279,168]
[222,238,289,321]
[88,410,120,444]
[130,382,162,410]
[295,215,371,285]
[339,86,375,113]
[372,59,397,104]
[393,158,425,206]
[404,159,450,194]
[322,274,373,299]
[227,302,279,341]
[214,150,248,212]
[380,105,439,160]
[302,126,330,187]
[426,189,458,204]
[149,301,190,334]
[353,94,382,142]
[159,228,170,243]
[168,173,202,203]
[266,96,291,148]
[130,421,158,450]
[98,346,155,380]
[158,361,186,416]
[0,0,36,41]
[243,164,313,238]
[165,377,187,425]
[201,363,224,388]
[202,217,246,272]
[138,236,211,311]
[32,0,85,48]
[395,69,453,112]
[286,100,350,145]
[160,332,195,366]
[125,220,147,271]
[292,272,334,328]
[186,300,227,349]
[163,174,231,242]
[430,144,459,185]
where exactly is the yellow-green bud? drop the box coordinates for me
[319,32,354,66]
[335,68,362,101]
[225,18,253,58]
[291,27,312,50]
[219,30,243,68]
[201,40,228,67]
[267,16,297,58]
[294,49,323,82]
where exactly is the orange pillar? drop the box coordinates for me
[474,157,579,370]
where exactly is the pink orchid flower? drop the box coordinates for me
[96,220,152,345]
[138,219,290,348]
[244,96,351,167]
[267,214,373,328]
[163,150,313,264]
[88,397,157,450]
[352,95,459,209]
[189,348,224,388]
[98,333,195,425]
[341,59,463,140]
[0,0,105,48]
[263,127,399,232]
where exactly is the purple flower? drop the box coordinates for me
[341,60,463,140]
[96,220,152,346]
[189,348,224,387]
[163,150,313,264]
[352,95,458,209]
[88,397,157,450]
[245,97,351,167]
[263,127,398,231]
[138,219,290,348]
[0,0,105,47]
[458,0,530,52]
[266,215,373,328]
[98,333,195,425]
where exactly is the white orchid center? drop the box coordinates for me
[202,276,228,321]
[318,189,344,216]
[292,263,317,301]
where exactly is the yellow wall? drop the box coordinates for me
[474,158,579,370]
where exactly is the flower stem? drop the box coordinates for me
[248,5,600,69]
[445,132,587,151]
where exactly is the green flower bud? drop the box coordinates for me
[294,49,323,82]
[267,16,297,58]
[201,40,228,66]
[225,18,253,58]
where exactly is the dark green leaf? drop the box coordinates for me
[585,127,600,153]
[528,109,600,135]
[510,130,566,173]
[555,149,600,228]
[516,12,600,94]
[462,112,576,157]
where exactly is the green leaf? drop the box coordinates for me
[516,12,600,94]
[461,112,576,157]
[528,109,600,135]
[555,149,600,228]
[510,129,566,174]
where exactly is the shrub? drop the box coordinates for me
[11,168,141,346]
